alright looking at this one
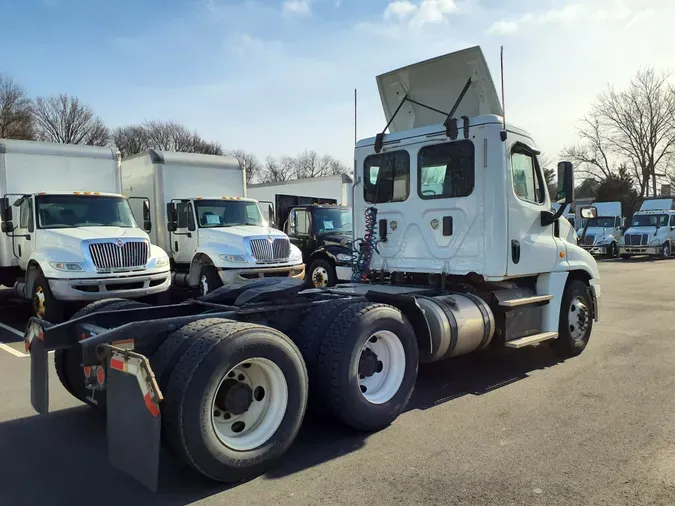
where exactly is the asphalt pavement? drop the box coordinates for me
[1,259,675,505]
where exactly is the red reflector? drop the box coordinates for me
[144,393,160,417]
[83,366,92,377]
[110,358,125,371]
[96,367,105,385]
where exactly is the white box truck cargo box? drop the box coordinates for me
[247,174,354,209]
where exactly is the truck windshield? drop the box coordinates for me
[586,217,615,228]
[36,195,137,229]
[632,214,669,227]
[313,208,352,234]
[195,200,265,228]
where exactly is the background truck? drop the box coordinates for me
[619,197,675,259]
[577,201,625,257]
[0,139,171,321]
[24,46,600,492]
[247,174,353,224]
[121,150,305,296]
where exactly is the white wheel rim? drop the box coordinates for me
[200,274,209,295]
[312,266,329,288]
[211,358,288,451]
[568,295,590,342]
[665,245,670,258]
[357,330,406,405]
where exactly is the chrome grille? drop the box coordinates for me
[249,238,291,263]
[583,234,595,246]
[88,241,149,271]
[627,234,647,246]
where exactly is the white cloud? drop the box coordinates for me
[282,0,310,18]
[488,20,518,36]
[383,0,458,27]
[384,1,417,21]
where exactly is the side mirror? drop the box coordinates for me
[542,161,574,226]
[166,202,177,232]
[555,161,574,204]
[1,197,12,223]
[142,199,152,232]
[580,206,598,219]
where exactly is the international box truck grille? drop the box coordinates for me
[248,238,290,263]
[89,241,149,271]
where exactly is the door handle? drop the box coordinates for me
[442,216,453,236]
[511,240,520,264]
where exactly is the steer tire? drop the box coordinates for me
[161,319,308,483]
[316,302,418,432]
[54,298,150,410]
[550,280,594,358]
[294,298,360,415]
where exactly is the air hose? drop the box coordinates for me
[351,206,378,283]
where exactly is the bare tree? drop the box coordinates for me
[262,156,296,182]
[113,120,223,157]
[295,150,349,178]
[226,149,262,184]
[563,68,675,198]
[31,94,109,145]
[0,73,34,140]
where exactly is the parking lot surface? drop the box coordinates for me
[1,259,674,505]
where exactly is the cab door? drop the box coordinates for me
[506,141,559,276]
[287,208,312,261]
[16,197,35,270]
[172,201,197,264]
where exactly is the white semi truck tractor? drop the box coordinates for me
[577,201,625,257]
[24,46,600,492]
[0,139,171,321]
[121,149,305,295]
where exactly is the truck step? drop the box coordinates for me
[499,294,553,308]
[505,332,558,349]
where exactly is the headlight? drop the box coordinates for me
[289,247,302,262]
[336,253,353,262]
[49,262,84,272]
[219,254,248,263]
[155,256,170,268]
[650,239,660,246]
[595,239,608,246]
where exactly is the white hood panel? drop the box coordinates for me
[377,46,503,133]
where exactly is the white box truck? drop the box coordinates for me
[0,139,171,321]
[121,150,305,295]
[25,46,601,492]
[577,201,625,257]
[247,174,353,213]
[619,197,675,259]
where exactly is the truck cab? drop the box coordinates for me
[284,204,354,287]
[619,198,675,259]
[577,201,625,257]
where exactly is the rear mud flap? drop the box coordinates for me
[29,337,49,414]
[105,348,163,492]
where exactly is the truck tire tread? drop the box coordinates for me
[317,302,418,431]
[162,319,307,482]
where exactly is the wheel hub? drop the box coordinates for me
[569,297,590,341]
[215,379,253,415]
[312,267,328,288]
[33,287,46,319]
[358,348,381,378]
[200,275,209,296]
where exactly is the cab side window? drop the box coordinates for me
[19,198,34,232]
[511,148,545,204]
[176,202,195,231]
[363,150,410,203]
[290,209,309,236]
[670,215,675,227]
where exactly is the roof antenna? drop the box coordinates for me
[499,45,507,142]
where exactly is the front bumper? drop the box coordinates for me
[335,265,353,281]
[48,271,171,301]
[218,264,306,285]
[619,245,663,256]
[581,245,611,255]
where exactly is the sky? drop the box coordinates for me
[1,0,673,167]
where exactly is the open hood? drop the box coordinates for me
[376,46,503,133]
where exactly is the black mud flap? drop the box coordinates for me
[106,349,162,492]
[29,337,49,414]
